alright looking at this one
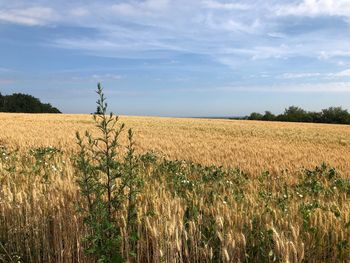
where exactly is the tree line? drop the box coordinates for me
[246,106,350,124]
[0,92,61,113]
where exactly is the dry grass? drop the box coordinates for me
[0,113,350,262]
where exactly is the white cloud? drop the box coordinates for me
[111,3,138,16]
[204,15,261,33]
[202,0,250,10]
[217,44,293,63]
[3,0,350,94]
[143,0,170,10]
[70,8,89,17]
[5,0,350,67]
[169,81,350,93]
[277,0,350,18]
[92,73,123,80]
[53,39,121,50]
[278,82,350,92]
[65,73,123,83]
[334,69,350,77]
[277,69,350,80]
[218,82,350,93]
[0,7,57,26]
[279,72,322,79]
[111,0,170,17]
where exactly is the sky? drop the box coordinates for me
[1,0,350,116]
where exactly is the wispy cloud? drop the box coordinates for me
[276,0,350,18]
[0,7,57,26]
[280,72,322,79]
[278,69,350,80]
[202,0,251,11]
[161,81,350,94]
[216,82,350,93]
[2,1,350,64]
[69,7,90,17]
[334,69,350,77]
[2,0,350,100]
[91,73,123,80]
[57,73,123,83]
[111,0,170,16]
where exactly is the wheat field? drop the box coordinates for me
[1,113,350,262]
[1,113,350,177]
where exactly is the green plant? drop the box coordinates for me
[75,83,142,262]
[244,217,276,263]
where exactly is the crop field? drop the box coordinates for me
[1,112,350,262]
[1,113,350,177]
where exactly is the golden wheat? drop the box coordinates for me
[0,113,349,262]
[1,113,350,177]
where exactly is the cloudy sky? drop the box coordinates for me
[1,0,350,116]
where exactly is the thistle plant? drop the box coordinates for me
[75,83,142,263]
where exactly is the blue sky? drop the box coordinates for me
[1,0,350,116]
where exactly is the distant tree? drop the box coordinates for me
[248,112,263,120]
[0,92,3,111]
[0,93,61,113]
[321,107,350,124]
[282,106,311,122]
[244,105,350,125]
[262,111,276,121]
[308,111,323,123]
[95,106,102,115]
[41,103,61,113]
[275,114,284,122]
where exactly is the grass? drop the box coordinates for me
[0,111,350,262]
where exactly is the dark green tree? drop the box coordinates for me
[262,111,276,121]
[248,112,263,120]
[246,106,350,125]
[321,107,350,124]
[0,92,3,111]
[282,106,311,122]
[0,93,61,113]
[95,106,102,115]
[308,111,323,123]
